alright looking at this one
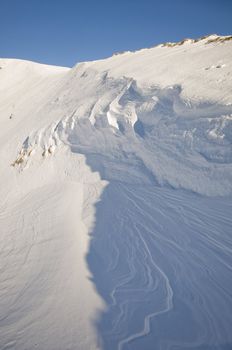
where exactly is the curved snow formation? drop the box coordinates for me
[0,35,232,350]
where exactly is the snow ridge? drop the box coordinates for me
[12,70,232,195]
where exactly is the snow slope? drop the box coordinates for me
[0,35,232,350]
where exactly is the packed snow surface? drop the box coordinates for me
[0,35,232,350]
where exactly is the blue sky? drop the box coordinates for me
[0,0,231,67]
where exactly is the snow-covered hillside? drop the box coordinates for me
[0,35,232,350]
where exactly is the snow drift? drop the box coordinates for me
[0,35,232,350]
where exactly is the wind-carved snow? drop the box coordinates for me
[14,70,232,195]
[1,36,232,350]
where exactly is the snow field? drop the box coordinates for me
[0,35,232,349]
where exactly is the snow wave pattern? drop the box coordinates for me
[87,182,232,350]
[13,69,232,196]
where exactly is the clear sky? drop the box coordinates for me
[0,0,231,67]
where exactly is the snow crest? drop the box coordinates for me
[13,68,232,196]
